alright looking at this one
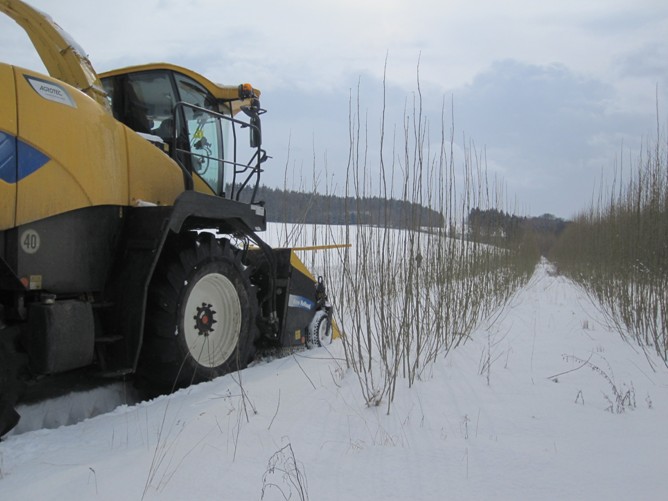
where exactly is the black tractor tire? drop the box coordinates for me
[0,326,24,438]
[306,310,333,348]
[141,234,259,392]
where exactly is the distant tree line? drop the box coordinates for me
[468,208,569,255]
[234,184,445,229]
[232,185,566,253]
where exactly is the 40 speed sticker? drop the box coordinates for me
[20,229,40,254]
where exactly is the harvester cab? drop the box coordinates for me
[0,0,335,438]
[99,64,268,202]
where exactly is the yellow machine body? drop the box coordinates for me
[0,64,189,231]
[0,2,261,231]
[0,0,336,439]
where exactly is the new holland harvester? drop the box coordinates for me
[0,0,336,437]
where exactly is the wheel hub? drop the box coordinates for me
[183,271,242,368]
[194,303,217,336]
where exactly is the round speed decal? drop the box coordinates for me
[20,229,41,254]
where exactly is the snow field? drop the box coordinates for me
[1,262,668,500]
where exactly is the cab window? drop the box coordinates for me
[103,71,176,136]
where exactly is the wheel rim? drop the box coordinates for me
[183,272,241,368]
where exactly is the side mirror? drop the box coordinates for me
[250,115,262,148]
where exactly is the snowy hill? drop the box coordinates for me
[1,261,667,500]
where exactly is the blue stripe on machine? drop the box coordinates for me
[17,139,49,181]
[0,132,50,184]
[0,131,17,183]
[288,294,315,311]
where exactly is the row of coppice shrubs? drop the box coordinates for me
[550,125,667,366]
[279,70,540,413]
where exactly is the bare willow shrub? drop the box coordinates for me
[326,69,538,412]
[271,68,539,412]
[551,124,668,364]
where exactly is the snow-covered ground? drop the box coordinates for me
[1,261,668,500]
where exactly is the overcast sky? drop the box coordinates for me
[2,0,667,218]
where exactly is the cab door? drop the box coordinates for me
[173,72,226,196]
